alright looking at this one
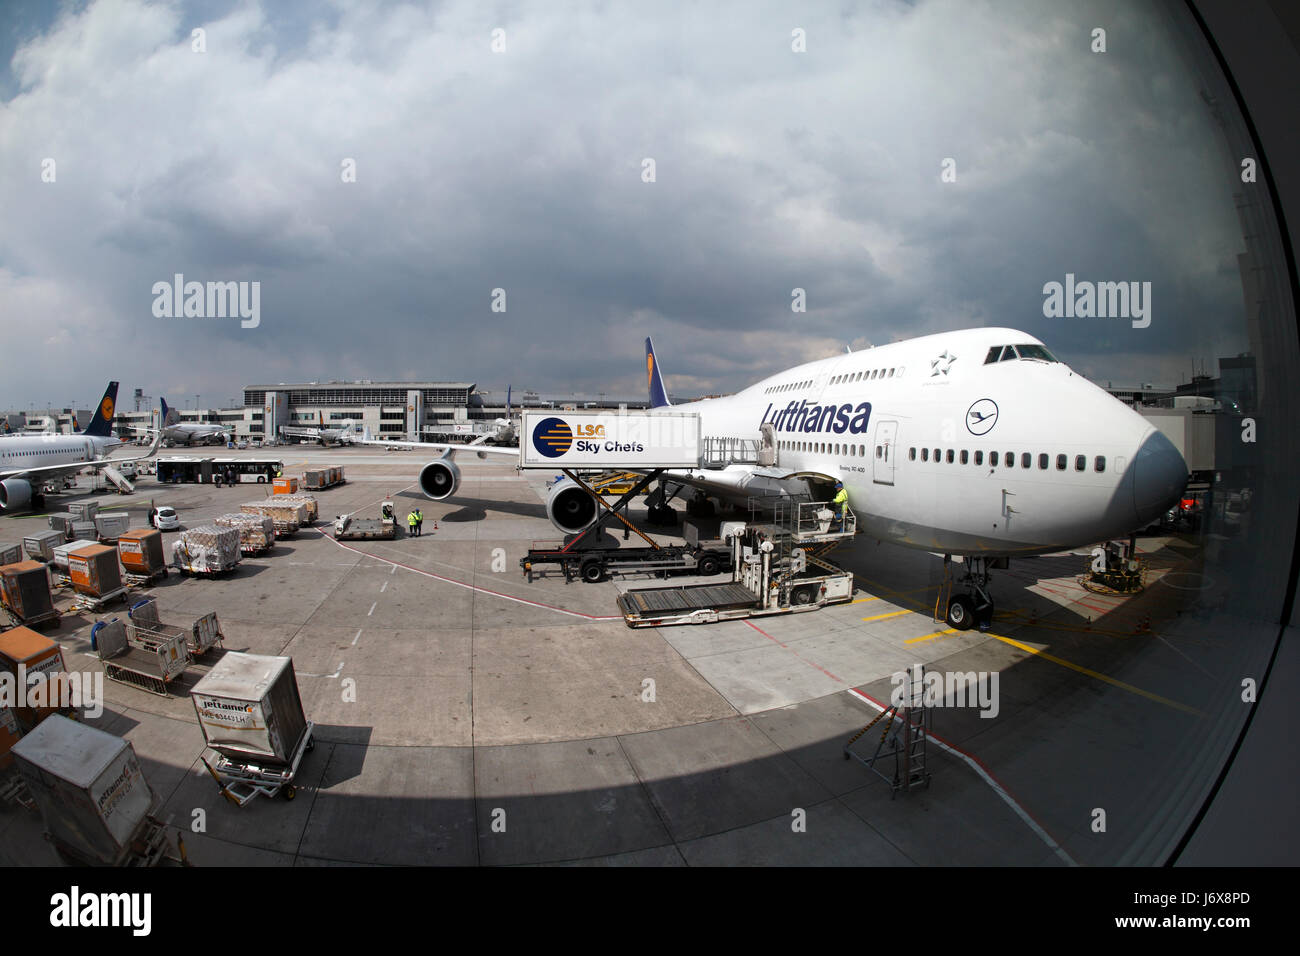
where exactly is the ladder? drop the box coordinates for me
[844,663,932,797]
[101,465,135,495]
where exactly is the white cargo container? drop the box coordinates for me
[51,539,98,572]
[94,512,131,542]
[23,529,64,562]
[11,715,155,864]
[71,520,97,542]
[69,502,99,522]
[191,653,310,766]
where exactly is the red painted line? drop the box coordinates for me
[743,619,844,684]
[321,530,622,621]
[847,686,1074,864]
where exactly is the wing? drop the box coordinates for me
[353,431,521,459]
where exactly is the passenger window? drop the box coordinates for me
[1075,455,1086,471]
[1038,453,1048,470]
[960,450,969,465]
[908,447,915,460]
[1001,452,1010,468]
[946,449,954,464]
[1023,453,1032,469]
[1095,456,1106,472]
[922,448,929,462]
[888,368,894,377]
[1056,454,1067,471]
[976,451,985,466]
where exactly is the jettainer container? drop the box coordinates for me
[23,529,64,562]
[191,653,309,766]
[67,544,123,598]
[0,561,58,628]
[117,529,166,575]
[0,544,20,567]
[94,512,131,542]
[11,715,156,865]
[52,540,98,572]
[0,626,72,731]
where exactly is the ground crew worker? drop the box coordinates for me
[382,502,394,523]
[407,511,418,536]
[832,481,849,530]
[414,509,423,536]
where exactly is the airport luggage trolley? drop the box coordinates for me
[128,597,224,659]
[92,618,189,697]
[199,723,315,806]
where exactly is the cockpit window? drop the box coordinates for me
[984,343,1060,364]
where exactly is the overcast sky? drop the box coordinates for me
[0,0,1252,411]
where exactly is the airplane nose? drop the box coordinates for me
[1132,427,1188,526]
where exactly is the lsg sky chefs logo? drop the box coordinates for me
[50,886,151,936]
[152,274,260,328]
[1042,273,1151,328]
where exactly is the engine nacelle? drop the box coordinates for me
[419,459,461,500]
[0,478,33,512]
[546,477,598,533]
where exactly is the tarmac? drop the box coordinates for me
[0,445,1273,866]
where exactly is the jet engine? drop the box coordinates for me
[419,458,461,500]
[546,477,598,532]
[0,478,33,512]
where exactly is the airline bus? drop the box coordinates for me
[155,457,284,484]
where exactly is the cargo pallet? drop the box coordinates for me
[201,722,315,806]
[332,515,398,541]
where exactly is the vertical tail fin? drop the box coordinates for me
[645,338,672,409]
[159,396,181,426]
[505,385,511,416]
[82,382,119,438]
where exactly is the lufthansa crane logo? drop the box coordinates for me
[966,399,998,436]
[100,397,114,421]
[532,417,574,458]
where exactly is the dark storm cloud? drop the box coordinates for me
[0,0,1251,409]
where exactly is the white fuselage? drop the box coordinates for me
[164,423,227,444]
[657,328,1187,557]
[0,433,119,473]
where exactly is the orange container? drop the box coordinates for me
[117,529,165,575]
[273,477,298,494]
[0,627,70,731]
[67,544,122,598]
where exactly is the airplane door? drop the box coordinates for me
[873,420,897,486]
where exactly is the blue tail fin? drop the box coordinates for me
[159,396,181,426]
[82,382,119,438]
[645,338,671,408]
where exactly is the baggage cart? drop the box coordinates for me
[128,597,224,658]
[92,618,188,697]
[192,653,313,805]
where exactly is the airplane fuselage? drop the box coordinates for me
[656,328,1187,557]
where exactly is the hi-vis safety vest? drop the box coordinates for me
[833,488,848,514]
[408,513,417,527]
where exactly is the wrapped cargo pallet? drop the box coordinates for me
[69,502,99,522]
[0,626,71,731]
[23,529,64,562]
[191,653,310,766]
[52,539,98,572]
[240,500,306,534]
[268,493,318,523]
[11,716,156,865]
[212,513,274,553]
[67,544,123,598]
[117,529,166,576]
[173,525,241,575]
[94,512,131,542]
[302,469,326,489]
[0,561,57,627]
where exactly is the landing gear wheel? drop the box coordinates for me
[581,560,606,583]
[946,594,976,630]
